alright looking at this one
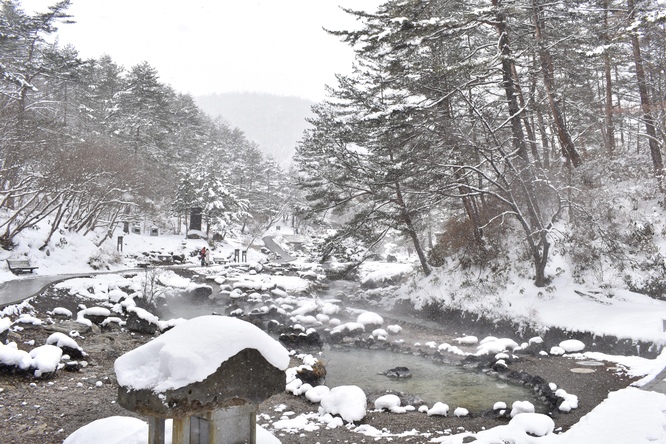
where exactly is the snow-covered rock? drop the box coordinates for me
[387,324,402,334]
[560,339,586,353]
[30,344,62,377]
[374,394,401,411]
[550,346,566,356]
[305,385,330,403]
[455,335,479,345]
[0,342,32,370]
[357,311,384,327]
[427,402,449,416]
[510,400,535,417]
[319,385,367,423]
[509,412,555,436]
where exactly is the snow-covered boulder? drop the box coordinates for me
[49,307,73,318]
[63,416,149,444]
[510,400,536,417]
[319,385,367,423]
[556,388,579,412]
[30,344,63,378]
[549,346,566,356]
[559,339,585,353]
[509,412,555,437]
[493,401,507,411]
[387,324,402,335]
[124,306,160,334]
[372,328,388,340]
[357,311,384,328]
[46,332,85,359]
[0,342,32,371]
[455,335,479,345]
[63,416,280,444]
[374,394,401,411]
[330,322,365,340]
[77,307,111,326]
[305,385,330,403]
[477,337,520,355]
[427,402,449,416]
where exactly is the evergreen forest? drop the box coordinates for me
[295,0,666,296]
[0,0,291,252]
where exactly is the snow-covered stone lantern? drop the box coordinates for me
[114,315,289,444]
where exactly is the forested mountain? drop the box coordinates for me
[295,0,666,295]
[0,0,291,249]
[195,92,314,165]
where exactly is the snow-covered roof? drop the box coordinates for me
[114,315,290,393]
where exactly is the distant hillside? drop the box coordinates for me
[195,92,315,164]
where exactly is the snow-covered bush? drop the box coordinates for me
[88,246,122,271]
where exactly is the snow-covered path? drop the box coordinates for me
[0,274,76,306]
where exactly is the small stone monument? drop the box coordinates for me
[115,316,289,444]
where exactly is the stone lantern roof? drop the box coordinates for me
[114,315,289,444]
[117,347,285,418]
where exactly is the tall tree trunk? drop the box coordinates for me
[532,0,583,167]
[530,57,552,169]
[603,0,617,156]
[394,182,431,276]
[455,170,484,246]
[494,11,529,161]
[627,0,664,184]
[492,0,549,287]
[511,64,543,168]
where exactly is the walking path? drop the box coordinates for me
[262,236,295,263]
[0,274,81,307]
[0,266,178,307]
[641,367,666,393]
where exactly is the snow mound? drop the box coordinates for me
[319,385,367,423]
[455,335,478,345]
[63,416,149,444]
[0,342,32,370]
[63,415,279,444]
[427,402,449,416]
[0,317,10,333]
[305,385,330,403]
[387,324,402,334]
[30,345,62,377]
[509,412,555,436]
[510,400,535,417]
[46,332,81,351]
[357,311,383,326]
[374,394,401,411]
[560,339,586,352]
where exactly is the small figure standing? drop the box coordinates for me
[200,247,207,266]
[205,247,211,266]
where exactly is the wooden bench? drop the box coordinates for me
[6,259,39,275]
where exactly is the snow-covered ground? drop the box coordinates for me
[3,223,666,443]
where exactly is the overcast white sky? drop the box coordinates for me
[23,0,383,101]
